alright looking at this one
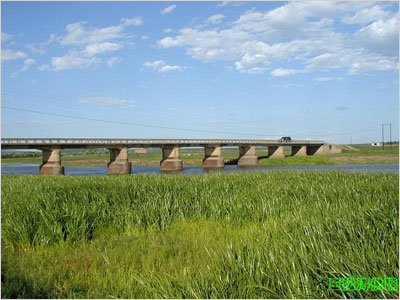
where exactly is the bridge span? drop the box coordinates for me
[1,138,342,175]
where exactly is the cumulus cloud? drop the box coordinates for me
[59,21,126,46]
[158,1,398,75]
[38,64,50,71]
[78,97,135,107]
[159,65,182,72]
[1,49,27,62]
[315,77,334,82]
[22,58,36,71]
[270,68,299,77]
[206,14,225,24]
[143,60,166,70]
[121,17,143,27]
[106,57,121,67]
[142,60,183,73]
[2,33,13,43]
[26,44,46,55]
[161,4,177,15]
[45,33,56,45]
[45,18,141,71]
[51,52,101,71]
[341,5,392,25]
[82,42,123,56]
[354,15,398,56]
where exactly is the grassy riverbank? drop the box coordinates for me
[2,171,398,298]
[1,145,398,166]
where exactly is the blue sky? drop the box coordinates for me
[1,1,398,144]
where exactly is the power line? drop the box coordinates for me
[1,105,383,139]
[1,106,271,137]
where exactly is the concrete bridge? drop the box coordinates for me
[1,138,342,175]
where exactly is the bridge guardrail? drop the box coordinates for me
[1,138,325,146]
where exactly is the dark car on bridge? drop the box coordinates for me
[279,136,292,142]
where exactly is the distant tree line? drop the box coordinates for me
[2,152,42,158]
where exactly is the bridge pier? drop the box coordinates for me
[268,146,284,158]
[203,146,224,169]
[107,147,131,175]
[160,147,183,172]
[238,145,258,166]
[307,144,329,156]
[291,145,307,156]
[40,148,64,175]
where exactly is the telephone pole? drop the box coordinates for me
[381,123,385,150]
[389,123,392,150]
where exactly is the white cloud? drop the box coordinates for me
[354,15,398,56]
[218,1,245,8]
[161,4,177,15]
[159,65,182,73]
[24,58,36,65]
[342,5,392,25]
[51,52,101,71]
[83,42,123,56]
[348,56,398,74]
[51,20,137,72]
[315,77,334,82]
[38,64,50,71]
[106,57,121,67]
[1,49,27,62]
[141,35,149,40]
[143,60,183,73]
[206,14,225,24]
[158,2,398,76]
[22,58,36,71]
[78,97,135,107]
[143,60,166,70]
[164,28,173,33]
[59,21,126,46]
[2,33,13,43]
[26,44,46,55]
[45,33,56,45]
[121,17,143,27]
[270,68,299,77]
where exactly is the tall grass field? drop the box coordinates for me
[1,171,399,298]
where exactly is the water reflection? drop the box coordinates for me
[1,163,398,175]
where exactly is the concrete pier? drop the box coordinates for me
[107,147,131,175]
[160,147,183,172]
[40,148,64,175]
[306,144,327,156]
[203,146,224,169]
[291,145,307,156]
[268,146,284,158]
[238,145,258,166]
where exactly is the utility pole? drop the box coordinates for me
[381,123,385,150]
[389,123,392,150]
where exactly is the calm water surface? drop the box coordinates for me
[1,163,398,175]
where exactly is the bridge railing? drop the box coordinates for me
[1,138,325,146]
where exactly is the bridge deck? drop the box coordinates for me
[1,138,325,149]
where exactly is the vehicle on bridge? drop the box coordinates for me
[279,136,292,142]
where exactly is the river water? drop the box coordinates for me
[1,163,398,175]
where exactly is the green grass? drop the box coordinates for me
[2,172,399,298]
